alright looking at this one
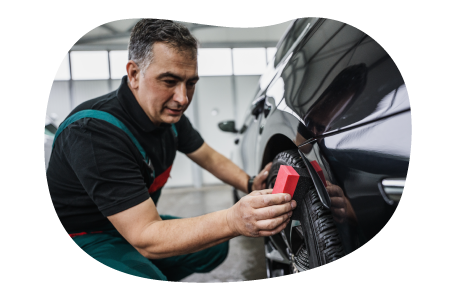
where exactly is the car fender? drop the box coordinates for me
[258,107,332,208]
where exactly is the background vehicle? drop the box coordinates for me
[45,115,58,169]
[219,18,411,276]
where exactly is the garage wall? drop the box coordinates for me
[72,80,111,107]
[47,81,71,126]
[46,75,260,187]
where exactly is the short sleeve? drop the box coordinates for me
[175,114,204,154]
[59,118,151,217]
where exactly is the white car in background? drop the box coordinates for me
[45,115,58,169]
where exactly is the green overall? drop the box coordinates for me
[53,110,228,281]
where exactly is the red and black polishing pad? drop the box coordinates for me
[272,165,313,221]
[310,160,327,187]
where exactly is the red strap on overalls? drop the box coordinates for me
[148,165,173,194]
[68,231,103,257]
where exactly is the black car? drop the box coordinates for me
[219,17,410,276]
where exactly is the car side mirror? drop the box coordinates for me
[251,95,266,119]
[218,120,238,133]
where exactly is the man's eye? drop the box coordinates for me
[187,82,197,87]
[164,80,176,84]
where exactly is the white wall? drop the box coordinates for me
[72,80,111,107]
[47,81,71,125]
[46,75,260,188]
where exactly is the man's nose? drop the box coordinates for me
[174,84,189,106]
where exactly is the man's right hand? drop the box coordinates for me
[225,189,297,237]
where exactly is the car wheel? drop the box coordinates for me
[266,149,345,272]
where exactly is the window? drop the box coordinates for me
[70,51,110,80]
[54,53,71,80]
[59,47,276,80]
[232,48,267,75]
[198,48,232,76]
[109,50,128,79]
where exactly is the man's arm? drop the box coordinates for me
[186,142,271,193]
[108,190,296,259]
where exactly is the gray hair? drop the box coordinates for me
[128,19,198,74]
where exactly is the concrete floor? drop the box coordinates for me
[157,185,267,282]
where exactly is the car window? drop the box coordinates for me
[324,25,456,129]
[278,18,406,136]
[279,19,368,134]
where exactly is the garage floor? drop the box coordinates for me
[157,185,267,282]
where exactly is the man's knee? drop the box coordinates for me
[196,241,229,273]
[73,231,168,281]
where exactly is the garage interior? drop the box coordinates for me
[46,18,293,282]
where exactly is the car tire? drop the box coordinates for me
[266,149,345,270]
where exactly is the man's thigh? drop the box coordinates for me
[72,230,167,281]
[72,216,229,282]
[152,240,229,281]
[156,215,229,281]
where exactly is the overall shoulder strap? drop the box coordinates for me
[52,109,149,163]
[171,123,178,144]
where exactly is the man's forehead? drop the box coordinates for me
[150,43,198,77]
[151,43,197,68]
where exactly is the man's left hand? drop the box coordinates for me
[252,162,272,191]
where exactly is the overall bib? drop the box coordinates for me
[52,109,228,281]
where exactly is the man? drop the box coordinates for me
[47,19,296,281]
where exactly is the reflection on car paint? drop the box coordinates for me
[232,18,411,274]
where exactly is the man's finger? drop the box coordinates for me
[326,185,343,197]
[259,162,272,179]
[249,189,273,196]
[256,213,290,230]
[262,162,272,172]
[258,219,290,237]
[254,201,296,220]
[250,193,292,208]
[330,197,345,208]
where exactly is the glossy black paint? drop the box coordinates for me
[232,18,411,266]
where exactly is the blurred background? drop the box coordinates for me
[45,19,292,282]
[46,18,291,188]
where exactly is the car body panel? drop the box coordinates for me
[233,17,411,266]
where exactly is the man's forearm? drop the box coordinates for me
[187,143,250,193]
[204,152,249,193]
[135,209,238,259]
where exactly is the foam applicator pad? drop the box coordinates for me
[310,160,327,187]
[272,166,316,221]
[272,165,300,198]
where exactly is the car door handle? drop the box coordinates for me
[380,179,456,206]
[263,98,272,118]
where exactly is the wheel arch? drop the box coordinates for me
[260,134,297,170]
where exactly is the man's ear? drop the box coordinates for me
[126,60,141,89]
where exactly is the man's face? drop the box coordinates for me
[128,42,199,125]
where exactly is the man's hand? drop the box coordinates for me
[251,162,272,191]
[225,189,296,237]
[326,181,357,225]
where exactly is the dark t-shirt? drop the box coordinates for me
[46,76,204,233]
